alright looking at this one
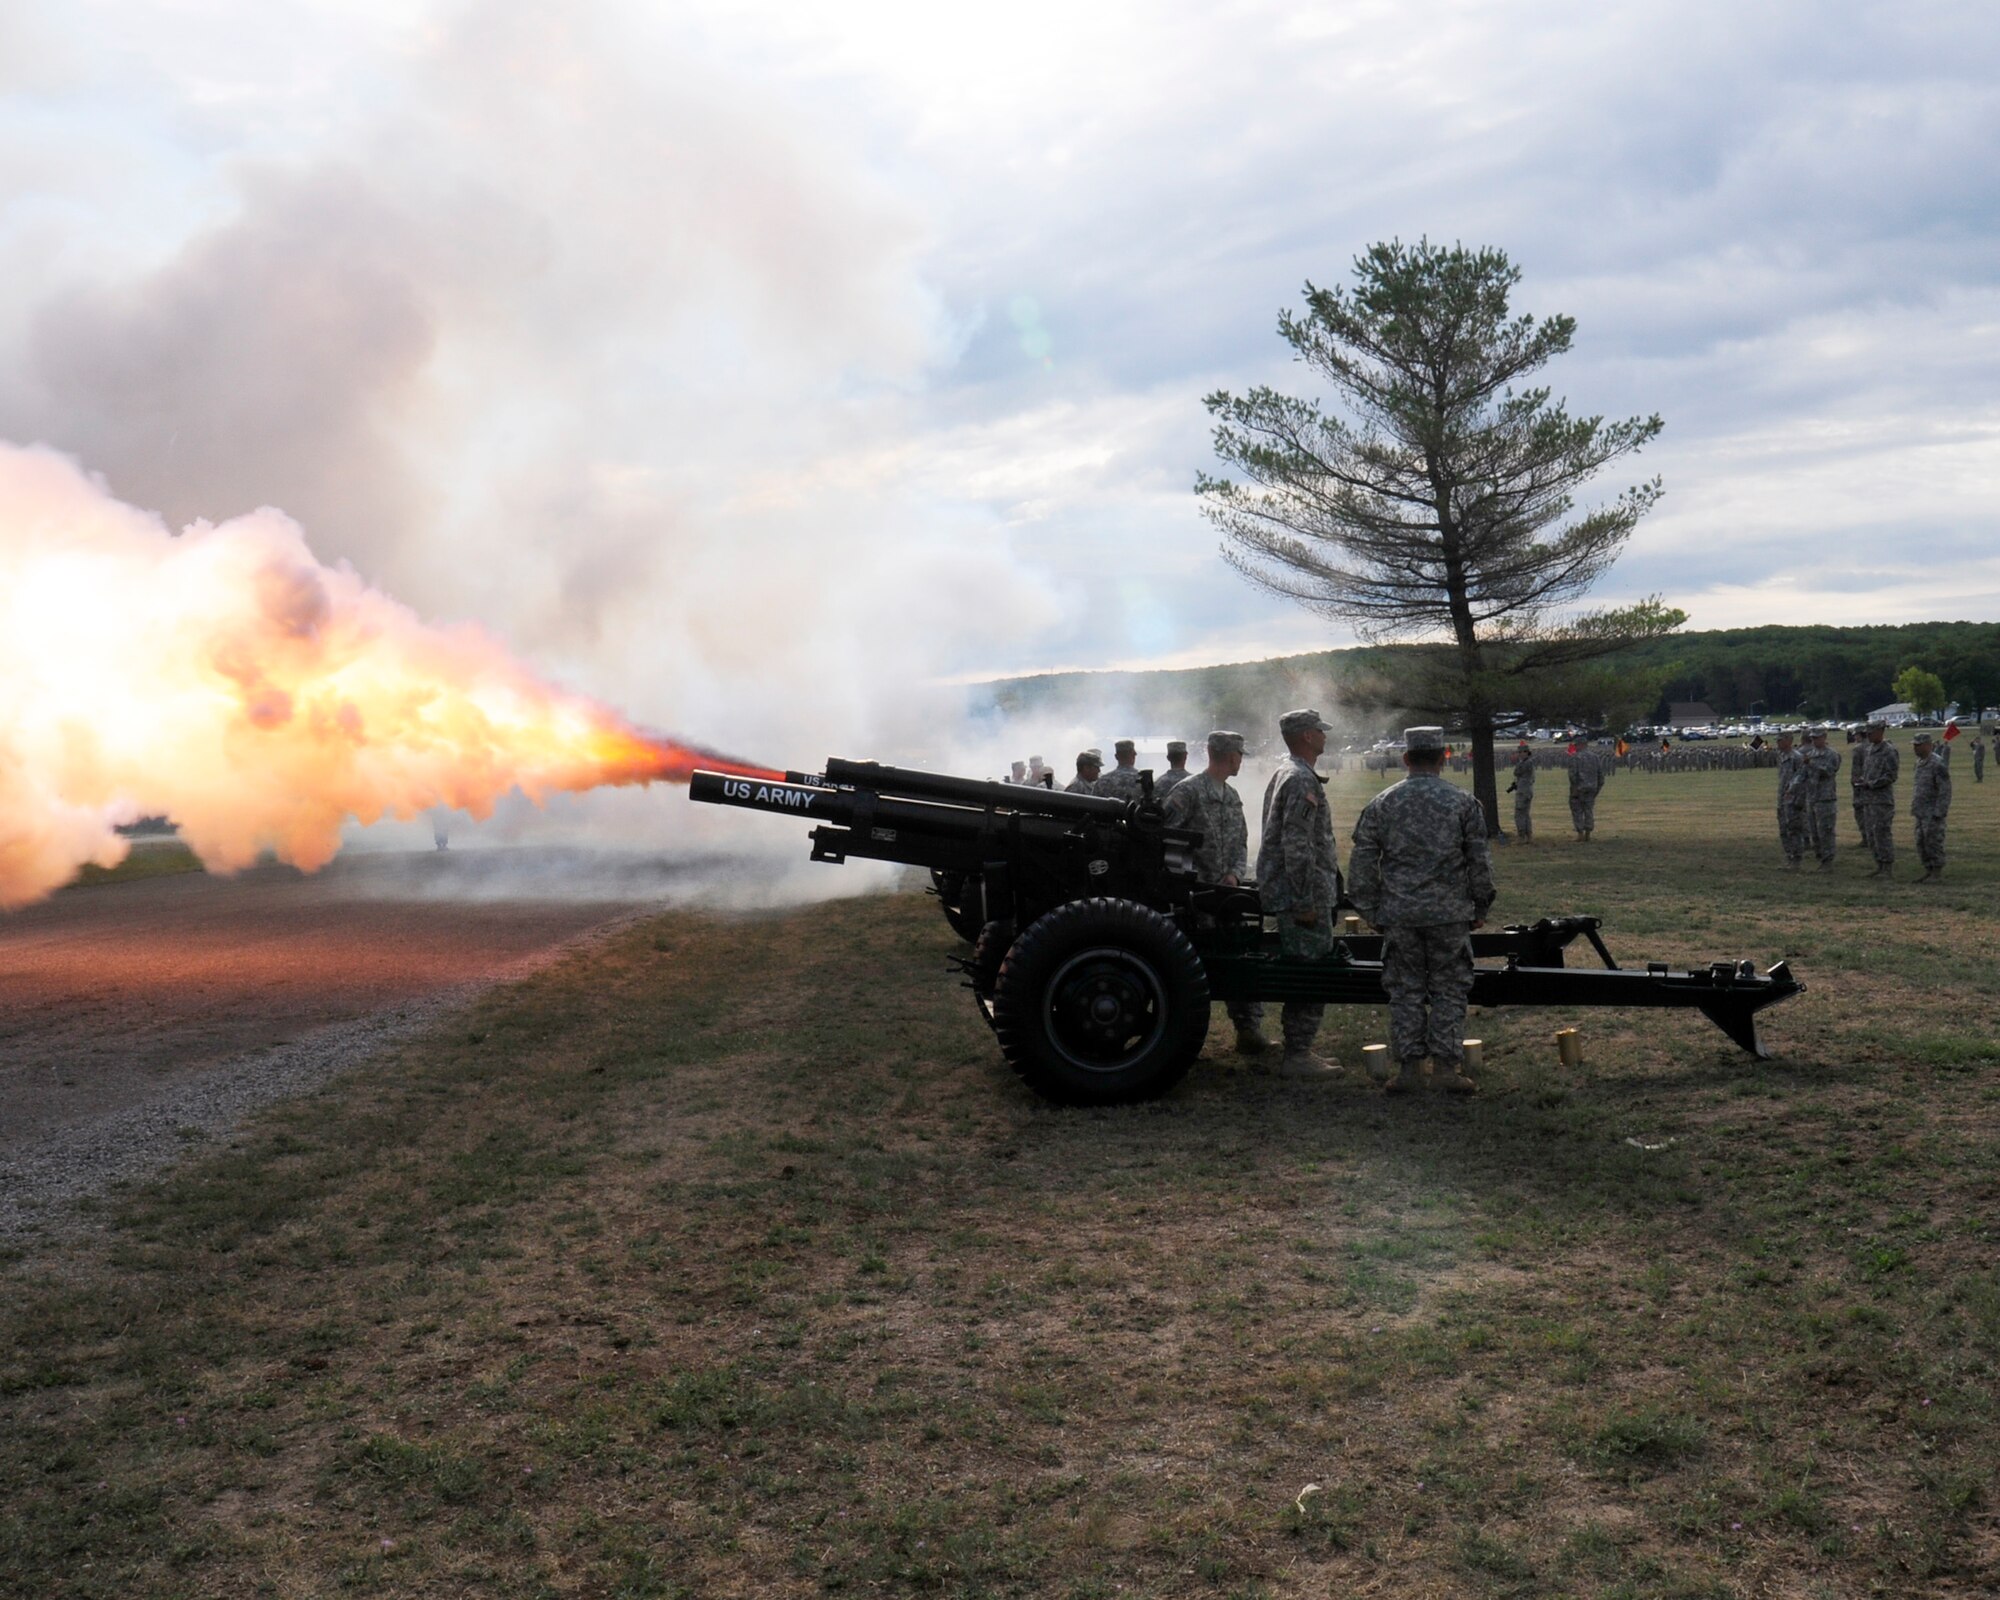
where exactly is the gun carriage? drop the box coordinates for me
[690,759,1804,1106]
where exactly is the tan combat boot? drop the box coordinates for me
[1384,1057,1429,1096]
[1432,1058,1478,1095]
[1276,1047,1342,1081]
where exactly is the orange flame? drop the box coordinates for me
[586,728,783,787]
[0,443,777,909]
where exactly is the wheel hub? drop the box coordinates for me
[1046,947,1168,1072]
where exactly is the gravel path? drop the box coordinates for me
[0,849,680,1246]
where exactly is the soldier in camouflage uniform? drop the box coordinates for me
[1972,736,1985,783]
[1255,709,1344,1080]
[1507,740,1536,840]
[1064,750,1102,795]
[1802,727,1841,869]
[1849,730,1867,845]
[1567,752,1602,840]
[1095,739,1147,802]
[1774,732,1810,869]
[1163,731,1270,1057]
[1910,731,1951,881]
[1349,726,1495,1096]
[1855,721,1900,875]
[1155,740,1192,799]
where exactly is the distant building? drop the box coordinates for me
[1868,701,1916,726]
[1668,701,1718,728]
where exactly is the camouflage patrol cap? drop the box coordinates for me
[1278,708,1332,736]
[1516,739,1532,750]
[1077,750,1101,770]
[1403,725,1446,753]
[1913,730,1934,746]
[1207,730,1246,756]
[1867,720,1887,731]
[1114,739,1136,757]
[1165,740,1188,757]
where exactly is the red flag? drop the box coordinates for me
[1944,720,1960,741]
[1616,738,1630,757]
[1566,741,1578,755]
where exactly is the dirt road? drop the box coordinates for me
[0,849,669,1238]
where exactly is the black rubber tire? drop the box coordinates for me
[990,898,1210,1105]
[930,869,985,943]
[968,919,1017,1028]
[969,919,1015,1002]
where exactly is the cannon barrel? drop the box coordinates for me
[689,769,1077,846]
[817,757,1136,822]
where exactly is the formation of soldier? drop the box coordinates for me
[1151,711,1496,1095]
[1756,718,1967,879]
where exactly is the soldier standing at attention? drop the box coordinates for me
[1349,726,1494,1096]
[1567,749,1602,841]
[1855,721,1901,875]
[1774,731,1810,869]
[1973,735,1986,783]
[1507,740,1536,841]
[1163,731,1271,1059]
[1256,709,1344,1080]
[1065,750,1103,795]
[1850,729,1868,845]
[1911,731,1952,882]
[1155,740,1192,798]
[1803,727,1842,869]
[1096,739,1147,802]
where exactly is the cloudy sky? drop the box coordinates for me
[3,0,1996,757]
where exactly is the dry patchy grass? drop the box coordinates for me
[3,760,1997,1598]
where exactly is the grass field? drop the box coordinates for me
[4,753,1997,1598]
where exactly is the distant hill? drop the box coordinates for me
[971,621,2000,732]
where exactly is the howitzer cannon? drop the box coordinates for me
[689,760,1805,1106]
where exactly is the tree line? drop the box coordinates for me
[1624,622,2000,720]
[974,619,2000,736]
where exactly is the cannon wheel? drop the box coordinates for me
[990,898,1209,1105]
[929,869,985,943]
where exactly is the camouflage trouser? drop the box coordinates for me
[1809,799,1838,863]
[1858,800,1895,866]
[1778,803,1811,864]
[1513,797,1532,839]
[1852,798,1866,844]
[1915,816,1946,871]
[1380,922,1475,1068]
[1225,999,1266,1033]
[1276,911,1334,1051]
[1569,791,1598,832]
